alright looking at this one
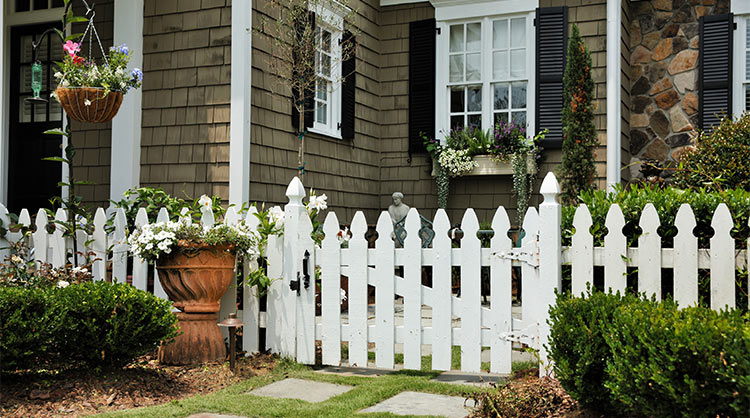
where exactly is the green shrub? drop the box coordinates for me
[0,287,54,370]
[52,281,178,368]
[674,113,750,191]
[547,291,640,413]
[0,282,178,371]
[605,302,750,417]
[561,185,750,247]
[548,292,750,417]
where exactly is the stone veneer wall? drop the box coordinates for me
[627,0,729,179]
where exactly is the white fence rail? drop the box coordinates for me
[0,172,747,375]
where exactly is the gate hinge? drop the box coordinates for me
[492,248,539,267]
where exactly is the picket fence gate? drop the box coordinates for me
[1,172,747,375]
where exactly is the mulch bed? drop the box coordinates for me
[0,352,278,418]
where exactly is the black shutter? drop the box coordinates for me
[535,7,568,149]
[699,14,733,131]
[341,31,356,140]
[292,11,316,131]
[408,18,436,153]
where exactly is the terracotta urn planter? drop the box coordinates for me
[156,244,236,365]
[55,87,123,123]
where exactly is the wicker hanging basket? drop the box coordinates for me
[55,87,123,123]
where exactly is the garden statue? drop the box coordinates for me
[388,192,410,224]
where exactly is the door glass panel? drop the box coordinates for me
[19,97,32,123]
[52,0,64,7]
[20,36,33,62]
[450,25,464,52]
[16,0,30,12]
[33,102,47,122]
[36,36,48,61]
[50,99,62,121]
[20,66,32,93]
[493,20,508,49]
[34,0,48,10]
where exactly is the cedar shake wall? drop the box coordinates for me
[250,0,382,222]
[626,0,728,181]
[71,0,114,208]
[140,0,232,201]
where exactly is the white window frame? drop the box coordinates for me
[308,2,346,140]
[434,0,537,143]
[731,5,750,115]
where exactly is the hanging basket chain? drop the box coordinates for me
[78,8,109,67]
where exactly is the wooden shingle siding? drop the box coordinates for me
[140,0,232,200]
[250,0,381,221]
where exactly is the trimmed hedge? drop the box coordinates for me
[548,292,750,417]
[0,282,178,371]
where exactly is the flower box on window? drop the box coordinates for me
[464,154,513,176]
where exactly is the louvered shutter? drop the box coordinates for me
[292,11,316,131]
[535,7,567,149]
[341,31,356,140]
[408,18,436,153]
[699,14,733,131]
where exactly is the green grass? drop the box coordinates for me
[93,358,487,418]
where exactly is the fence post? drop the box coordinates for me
[538,172,561,377]
[277,177,305,357]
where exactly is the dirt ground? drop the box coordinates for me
[0,352,277,418]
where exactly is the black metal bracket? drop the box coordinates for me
[289,250,311,296]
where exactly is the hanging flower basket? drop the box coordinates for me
[55,87,123,123]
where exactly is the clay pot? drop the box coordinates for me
[55,87,123,123]
[156,244,236,365]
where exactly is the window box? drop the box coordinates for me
[464,154,512,176]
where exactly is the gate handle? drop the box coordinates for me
[289,250,311,296]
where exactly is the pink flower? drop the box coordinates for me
[63,41,80,57]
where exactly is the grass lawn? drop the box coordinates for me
[93,349,536,418]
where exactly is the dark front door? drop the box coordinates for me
[8,23,64,214]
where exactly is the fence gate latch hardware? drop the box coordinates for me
[290,250,311,296]
[492,248,539,267]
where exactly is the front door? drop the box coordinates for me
[8,23,64,214]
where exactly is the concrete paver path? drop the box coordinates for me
[360,391,476,418]
[246,378,353,403]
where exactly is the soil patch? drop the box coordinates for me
[0,352,277,417]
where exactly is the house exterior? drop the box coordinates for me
[0,0,743,224]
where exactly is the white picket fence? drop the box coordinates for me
[1,172,747,375]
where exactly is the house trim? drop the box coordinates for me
[229,0,252,205]
[606,0,621,191]
[732,3,750,116]
[111,0,143,203]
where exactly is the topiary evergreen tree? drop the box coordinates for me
[558,24,599,204]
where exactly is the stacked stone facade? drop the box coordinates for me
[628,0,729,178]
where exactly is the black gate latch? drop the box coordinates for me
[289,250,311,295]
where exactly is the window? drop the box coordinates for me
[14,0,64,13]
[437,12,534,141]
[310,10,343,139]
[744,18,750,111]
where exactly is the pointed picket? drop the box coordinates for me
[224,207,240,225]
[92,208,109,282]
[431,209,452,371]
[402,208,422,370]
[264,233,284,353]
[460,209,481,372]
[75,217,88,266]
[201,206,215,228]
[673,204,698,307]
[571,205,594,296]
[520,208,540,342]
[33,209,49,266]
[180,207,192,224]
[242,206,261,354]
[153,208,171,300]
[710,204,734,310]
[490,206,512,374]
[112,208,128,283]
[638,204,661,300]
[321,211,342,366]
[604,204,627,293]
[347,211,369,367]
[7,208,30,245]
[0,204,10,262]
[296,209,316,364]
[51,208,67,267]
[374,211,395,369]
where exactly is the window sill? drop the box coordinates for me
[308,126,343,140]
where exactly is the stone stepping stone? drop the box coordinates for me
[315,365,393,377]
[360,391,476,418]
[247,378,353,403]
[431,371,505,387]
